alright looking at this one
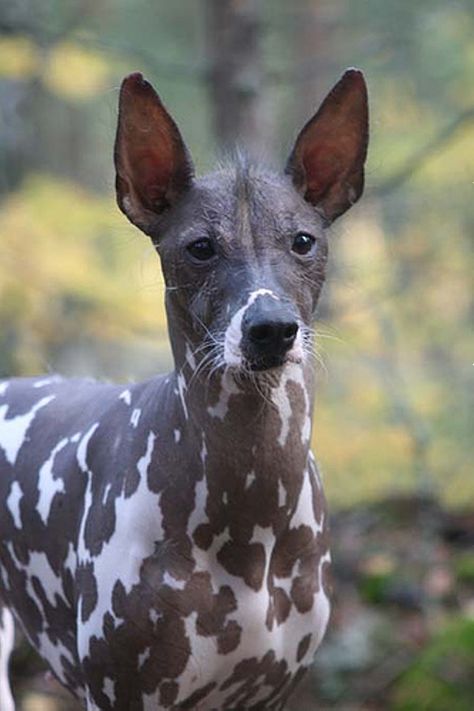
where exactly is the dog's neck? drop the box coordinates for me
[162,351,316,548]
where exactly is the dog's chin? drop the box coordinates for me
[248,355,287,372]
[245,352,303,373]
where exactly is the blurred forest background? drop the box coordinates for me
[0,0,473,709]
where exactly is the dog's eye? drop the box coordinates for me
[291,233,315,255]
[187,238,216,262]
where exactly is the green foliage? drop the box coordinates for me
[0,176,168,377]
[392,617,474,710]
[454,554,474,585]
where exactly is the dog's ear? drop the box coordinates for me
[114,73,194,236]
[286,69,368,223]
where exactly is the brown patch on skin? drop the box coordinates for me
[179,681,217,709]
[217,541,266,591]
[220,651,291,709]
[217,619,242,654]
[271,525,316,579]
[159,680,178,706]
[296,633,312,662]
[273,587,291,625]
[192,522,214,550]
[290,520,331,614]
[291,574,316,614]
[76,562,97,623]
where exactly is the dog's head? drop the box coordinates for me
[114,70,368,374]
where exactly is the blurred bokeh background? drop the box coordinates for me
[1,1,473,709]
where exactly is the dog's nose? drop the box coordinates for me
[247,319,298,353]
[243,303,299,365]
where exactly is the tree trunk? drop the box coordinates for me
[204,0,263,158]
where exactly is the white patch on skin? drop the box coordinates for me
[290,365,311,445]
[77,432,164,665]
[272,375,292,447]
[177,611,218,690]
[286,328,304,365]
[0,607,15,711]
[223,288,279,367]
[272,363,311,447]
[142,691,161,711]
[250,524,273,547]
[75,422,100,615]
[278,479,287,508]
[119,389,132,406]
[102,482,112,505]
[130,408,141,428]
[64,543,76,574]
[149,608,162,625]
[33,376,62,388]
[102,677,116,705]
[187,433,209,537]
[187,477,209,538]
[309,450,324,486]
[245,470,256,489]
[138,648,151,668]
[185,343,196,371]
[6,481,22,528]
[174,428,181,443]
[207,369,240,420]
[36,438,68,524]
[273,573,294,597]
[0,382,9,397]
[0,395,55,466]
[290,467,323,534]
[163,571,186,590]
[77,423,99,473]
[177,372,188,420]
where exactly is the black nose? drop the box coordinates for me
[248,320,298,351]
[243,304,299,368]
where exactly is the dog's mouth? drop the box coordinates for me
[243,349,303,372]
[245,353,292,371]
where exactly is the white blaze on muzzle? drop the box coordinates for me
[223,288,304,368]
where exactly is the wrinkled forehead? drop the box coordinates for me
[190,164,324,239]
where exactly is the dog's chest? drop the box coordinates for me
[78,459,331,709]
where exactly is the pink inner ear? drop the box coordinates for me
[286,69,368,220]
[115,73,194,228]
[302,144,344,204]
[129,150,173,207]
[302,117,364,196]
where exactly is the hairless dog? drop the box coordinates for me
[0,68,368,710]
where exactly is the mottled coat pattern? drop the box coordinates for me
[0,69,368,710]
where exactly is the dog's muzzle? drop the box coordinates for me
[241,302,299,371]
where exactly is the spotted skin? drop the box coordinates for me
[0,69,368,709]
[0,371,329,710]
